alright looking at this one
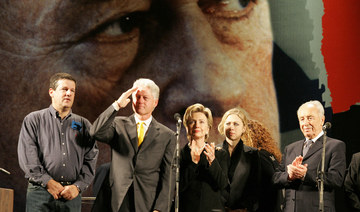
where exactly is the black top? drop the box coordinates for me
[221,140,261,211]
[179,144,228,212]
[258,149,282,212]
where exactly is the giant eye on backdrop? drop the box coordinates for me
[200,0,255,18]
[219,0,252,10]
[90,12,145,43]
[197,0,260,46]
[239,0,251,8]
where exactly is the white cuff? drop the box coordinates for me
[112,101,120,111]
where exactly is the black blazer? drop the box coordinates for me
[344,152,360,212]
[90,105,176,212]
[258,149,282,212]
[220,140,261,211]
[179,144,228,212]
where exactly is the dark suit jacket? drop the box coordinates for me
[220,140,261,211]
[344,152,360,211]
[273,136,346,212]
[179,144,228,212]
[90,105,176,212]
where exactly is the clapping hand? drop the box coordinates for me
[287,156,308,181]
[203,142,216,166]
[190,141,204,164]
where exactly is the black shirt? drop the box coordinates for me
[18,105,98,192]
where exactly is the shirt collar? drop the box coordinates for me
[49,105,72,120]
[134,115,152,126]
[305,130,324,143]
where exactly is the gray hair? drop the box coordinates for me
[297,100,324,117]
[133,78,160,99]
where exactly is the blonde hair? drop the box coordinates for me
[217,108,253,146]
[218,108,282,162]
[183,103,213,141]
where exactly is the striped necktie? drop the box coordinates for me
[303,140,313,156]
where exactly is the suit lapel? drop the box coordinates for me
[293,140,304,158]
[234,146,250,183]
[139,119,159,152]
[229,144,250,201]
[303,135,323,160]
[125,115,138,152]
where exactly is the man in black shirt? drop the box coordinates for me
[18,73,99,212]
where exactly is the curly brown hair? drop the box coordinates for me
[247,119,282,162]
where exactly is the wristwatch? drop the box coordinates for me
[75,184,81,193]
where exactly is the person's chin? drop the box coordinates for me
[63,103,73,109]
[136,110,151,117]
[135,107,146,112]
[305,134,314,139]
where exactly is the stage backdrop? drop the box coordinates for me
[0,0,359,211]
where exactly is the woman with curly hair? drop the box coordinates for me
[247,119,283,212]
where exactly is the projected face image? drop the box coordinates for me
[0,0,278,143]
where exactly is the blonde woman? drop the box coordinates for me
[218,108,261,212]
[180,103,228,212]
[219,108,283,212]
